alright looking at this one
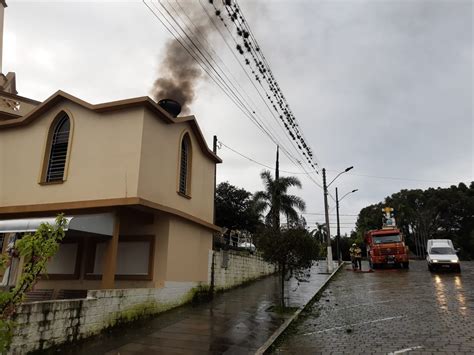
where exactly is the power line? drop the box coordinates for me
[218,139,324,190]
[144,0,299,165]
[154,0,315,177]
[170,0,301,166]
[302,212,359,216]
[327,169,460,184]
[203,0,320,174]
[144,1,325,191]
[196,0,314,175]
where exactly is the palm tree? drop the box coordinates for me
[310,223,326,244]
[253,170,306,230]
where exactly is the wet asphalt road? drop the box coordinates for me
[274,260,474,355]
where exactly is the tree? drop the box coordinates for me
[0,215,67,352]
[355,183,474,260]
[309,223,327,244]
[256,227,320,307]
[253,170,317,308]
[215,182,261,233]
[253,170,306,229]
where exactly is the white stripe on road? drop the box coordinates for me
[303,316,404,336]
[387,346,423,354]
[336,299,394,310]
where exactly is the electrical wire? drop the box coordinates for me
[196,0,310,173]
[328,170,460,184]
[153,0,310,174]
[302,213,359,216]
[168,0,303,170]
[144,0,326,192]
[144,1,294,158]
[203,0,320,177]
[218,139,324,191]
[223,0,319,167]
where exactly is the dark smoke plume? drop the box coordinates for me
[152,5,210,114]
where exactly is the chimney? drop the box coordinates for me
[158,99,182,117]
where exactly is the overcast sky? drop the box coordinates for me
[4,0,472,233]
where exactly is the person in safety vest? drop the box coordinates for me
[349,243,362,270]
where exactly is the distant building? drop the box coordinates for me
[0,0,221,294]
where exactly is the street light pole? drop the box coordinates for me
[322,168,333,273]
[336,187,340,264]
[335,188,358,264]
[323,166,354,273]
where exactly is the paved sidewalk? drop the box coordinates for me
[59,262,336,355]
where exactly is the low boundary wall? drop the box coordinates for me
[211,250,277,289]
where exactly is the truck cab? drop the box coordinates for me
[365,229,409,269]
[426,239,460,272]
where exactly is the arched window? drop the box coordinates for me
[45,113,70,182]
[178,133,192,196]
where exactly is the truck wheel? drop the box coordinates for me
[403,262,409,269]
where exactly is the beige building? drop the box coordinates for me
[0,1,221,295]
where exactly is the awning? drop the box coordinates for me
[0,213,115,236]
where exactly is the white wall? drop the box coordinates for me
[210,250,276,290]
[9,281,199,355]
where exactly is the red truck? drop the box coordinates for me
[365,207,409,269]
[365,228,409,269]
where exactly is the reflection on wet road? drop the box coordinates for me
[275,261,474,354]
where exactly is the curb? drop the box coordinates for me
[255,261,346,355]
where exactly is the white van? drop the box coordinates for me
[426,239,460,272]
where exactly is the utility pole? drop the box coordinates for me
[274,145,280,231]
[322,168,333,273]
[212,135,217,225]
[336,187,341,264]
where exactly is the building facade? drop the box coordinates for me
[0,88,222,293]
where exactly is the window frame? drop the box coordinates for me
[177,132,192,198]
[40,111,73,185]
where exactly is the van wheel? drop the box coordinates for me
[428,264,433,272]
[402,262,409,269]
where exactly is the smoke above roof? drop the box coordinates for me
[151,3,211,114]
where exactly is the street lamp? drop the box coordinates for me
[322,166,354,273]
[335,188,358,263]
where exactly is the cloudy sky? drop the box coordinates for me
[4,0,472,233]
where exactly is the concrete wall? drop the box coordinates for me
[9,281,199,355]
[211,250,277,289]
[9,251,276,354]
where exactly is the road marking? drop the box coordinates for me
[387,346,423,354]
[336,299,394,310]
[303,316,404,335]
